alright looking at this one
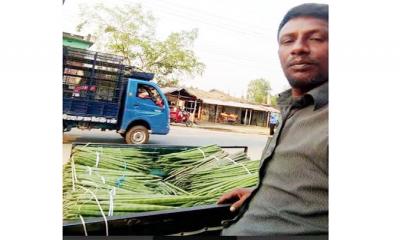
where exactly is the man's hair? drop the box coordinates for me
[278,3,329,37]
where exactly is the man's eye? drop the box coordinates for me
[310,36,325,41]
[280,39,293,44]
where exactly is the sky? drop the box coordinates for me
[63,0,329,98]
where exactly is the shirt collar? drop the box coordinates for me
[277,88,292,107]
[277,82,329,110]
[307,82,329,110]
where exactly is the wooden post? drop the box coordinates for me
[215,105,218,123]
[244,109,248,125]
[249,109,253,125]
[198,101,202,119]
[191,100,197,122]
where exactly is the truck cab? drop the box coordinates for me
[118,79,170,144]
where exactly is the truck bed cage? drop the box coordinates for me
[63,47,154,119]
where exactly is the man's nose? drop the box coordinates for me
[290,39,310,55]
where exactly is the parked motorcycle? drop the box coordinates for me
[169,107,194,127]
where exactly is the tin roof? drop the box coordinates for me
[202,98,280,112]
[161,87,280,113]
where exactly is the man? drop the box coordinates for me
[218,3,328,236]
[269,114,278,135]
[137,86,150,99]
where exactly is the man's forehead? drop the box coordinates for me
[279,16,328,37]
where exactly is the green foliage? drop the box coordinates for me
[270,95,278,106]
[76,3,205,87]
[246,78,272,104]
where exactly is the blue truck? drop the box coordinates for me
[63,47,170,144]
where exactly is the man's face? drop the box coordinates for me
[278,17,328,91]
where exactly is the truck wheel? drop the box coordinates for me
[125,126,149,144]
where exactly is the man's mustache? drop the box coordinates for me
[287,58,319,67]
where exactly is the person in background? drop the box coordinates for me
[218,3,329,236]
[137,85,163,107]
[268,114,278,135]
[137,86,150,99]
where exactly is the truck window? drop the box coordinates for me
[136,84,164,108]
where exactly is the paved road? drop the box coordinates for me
[63,126,269,163]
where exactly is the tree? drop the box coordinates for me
[270,95,278,106]
[76,3,205,87]
[246,78,272,104]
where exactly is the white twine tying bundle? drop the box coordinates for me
[86,166,92,175]
[197,148,206,159]
[101,176,106,184]
[108,188,115,217]
[82,143,91,148]
[77,185,109,236]
[225,157,251,175]
[79,215,88,236]
[95,151,100,168]
[71,156,78,192]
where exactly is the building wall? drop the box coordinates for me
[200,103,209,121]
[251,110,268,127]
[165,95,178,106]
[218,106,241,124]
[184,101,272,127]
[204,104,217,122]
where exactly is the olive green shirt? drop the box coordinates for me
[222,82,328,236]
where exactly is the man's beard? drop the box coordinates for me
[287,74,328,92]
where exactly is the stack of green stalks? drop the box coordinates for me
[64,187,212,220]
[188,159,260,203]
[63,144,260,221]
[165,152,260,204]
[63,163,161,194]
[157,145,223,174]
[71,145,156,173]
